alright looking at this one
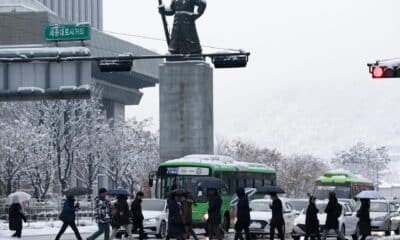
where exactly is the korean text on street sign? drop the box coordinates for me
[45,23,91,42]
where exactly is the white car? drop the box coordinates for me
[291,200,358,240]
[369,200,398,236]
[249,198,297,237]
[141,199,168,238]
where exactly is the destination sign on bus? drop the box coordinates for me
[166,167,209,176]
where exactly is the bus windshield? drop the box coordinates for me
[156,166,211,201]
[315,185,351,199]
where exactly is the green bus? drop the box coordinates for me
[153,155,276,226]
[314,171,374,199]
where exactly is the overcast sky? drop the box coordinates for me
[103,0,400,159]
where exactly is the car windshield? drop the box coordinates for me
[370,202,388,212]
[142,200,165,211]
[250,201,271,212]
[289,200,308,211]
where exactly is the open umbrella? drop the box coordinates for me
[63,187,92,197]
[256,186,285,195]
[230,188,257,207]
[356,190,384,199]
[107,189,129,196]
[6,191,31,205]
[195,177,227,189]
[169,189,191,196]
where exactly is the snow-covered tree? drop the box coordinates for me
[333,142,391,186]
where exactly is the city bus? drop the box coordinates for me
[153,155,276,226]
[314,171,374,199]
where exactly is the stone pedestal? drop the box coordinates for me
[159,61,214,162]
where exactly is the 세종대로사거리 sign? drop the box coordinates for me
[45,23,91,42]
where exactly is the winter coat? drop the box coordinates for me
[324,201,342,229]
[61,199,77,224]
[112,198,130,227]
[270,198,285,227]
[9,203,26,231]
[357,206,371,236]
[305,203,320,234]
[208,195,222,225]
[182,199,193,225]
[131,198,144,224]
[167,197,184,236]
[94,197,112,223]
[236,197,251,227]
[165,0,206,55]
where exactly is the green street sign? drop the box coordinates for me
[45,23,91,42]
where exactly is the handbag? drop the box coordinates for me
[58,212,66,221]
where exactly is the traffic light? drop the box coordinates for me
[98,59,133,72]
[212,55,248,68]
[370,66,399,78]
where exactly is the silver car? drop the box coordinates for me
[370,200,397,236]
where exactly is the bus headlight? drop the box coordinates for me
[202,213,209,222]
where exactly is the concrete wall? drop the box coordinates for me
[159,61,214,162]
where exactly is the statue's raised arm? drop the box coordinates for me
[159,0,207,55]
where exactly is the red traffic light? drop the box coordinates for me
[372,66,385,78]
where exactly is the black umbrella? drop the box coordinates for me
[256,186,285,195]
[107,189,129,196]
[63,187,92,196]
[195,177,227,189]
[169,189,191,196]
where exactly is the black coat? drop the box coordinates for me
[208,196,222,224]
[357,207,371,236]
[131,198,144,224]
[324,202,342,229]
[305,203,320,234]
[236,197,251,227]
[112,199,130,226]
[167,198,184,236]
[270,198,285,227]
[9,204,26,231]
[61,199,77,223]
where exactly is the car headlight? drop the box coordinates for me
[375,216,386,221]
[145,218,159,223]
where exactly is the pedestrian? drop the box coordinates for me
[270,192,285,240]
[131,191,145,240]
[166,192,184,240]
[8,201,27,238]
[207,188,223,240]
[181,193,198,240]
[110,194,133,240]
[234,188,251,240]
[357,199,371,240]
[322,192,345,240]
[305,196,321,240]
[55,196,83,240]
[87,188,112,240]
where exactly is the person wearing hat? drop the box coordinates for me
[55,196,82,240]
[131,191,145,240]
[87,188,112,240]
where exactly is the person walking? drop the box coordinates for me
[8,202,27,238]
[87,188,112,240]
[270,192,285,240]
[181,193,198,240]
[207,188,223,240]
[322,192,345,240]
[55,196,83,240]
[110,195,133,240]
[166,192,184,240]
[234,188,251,240]
[357,199,371,240]
[131,191,145,240]
[305,196,321,240]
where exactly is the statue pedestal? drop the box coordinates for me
[159,61,214,162]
